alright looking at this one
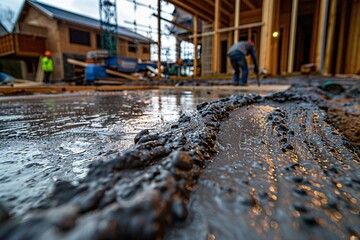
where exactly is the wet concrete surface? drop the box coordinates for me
[0,89,254,217]
[0,81,359,239]
[166,97,359,239]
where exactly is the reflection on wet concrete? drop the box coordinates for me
[0,89,253,216]
[0,90,201,216]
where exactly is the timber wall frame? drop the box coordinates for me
[164,0,360,76]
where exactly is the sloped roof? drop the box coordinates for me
[28,0,152,43]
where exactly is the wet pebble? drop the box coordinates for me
[282,143,294,152]
[293,202,308,212]
[134,129,150,144]
[238,194,256,207]
[287,130,295,135]
[170,151,193,171]
[294,187,307,195]
[290,175,304,183]
[329,166,339,174]
[351,178,360,184]
[302,215,319,226]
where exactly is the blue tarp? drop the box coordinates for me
[0,72,16,84]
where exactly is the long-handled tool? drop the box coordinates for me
[256,73,261,87]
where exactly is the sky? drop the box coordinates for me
[0,0,181,61]
[0,0,24,31]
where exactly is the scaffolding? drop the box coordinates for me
[99,0,118,57]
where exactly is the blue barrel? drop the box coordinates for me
[85,64,107,83]
[85,64,97,82]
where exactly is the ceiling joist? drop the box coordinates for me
[167,0,259,26]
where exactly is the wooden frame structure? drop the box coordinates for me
[162,0,360,77]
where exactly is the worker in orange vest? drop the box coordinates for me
[42,51,53,83]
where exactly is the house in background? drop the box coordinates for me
[0,0,153,81]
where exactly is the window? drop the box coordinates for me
[128,41,137,53]
[69,28,91,46]
[143,45,150,54]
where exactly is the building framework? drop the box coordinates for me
[160,0,360,77]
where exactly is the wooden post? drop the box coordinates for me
[316,0,329,72]
[310,0,320,63]
[335,0,347,73]
[323,0,337,74]
[234,0,241,43]
[212,0,221,73]
[157,0,162,77]
[259,0,274,72]
[227,31,233,73]
[287,0,298,73]
[193,15,198,77]
[270,0,280,75]
[346,0,360,74]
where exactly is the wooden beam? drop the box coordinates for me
[310,0,320,63]
[221,0,236,20]
[157,0,162,77]
[193,15,198,77]
[152,14,193,33]
[353,2,360,74]
[242,0,256,9]
[270,0,280,75]
[222,0,234,10]
[247,27,252,40]
[188,22,264,38]
[316,0,329,72]
[345,0,360,74]
[323,0,337,74]
[287,0,298,73]
[185,0,230,26]
[234,0,241,43]
[182,1,214,21]
[167,0,230,26]
[66,58,141,81]
[227,30,234,73]
[335,0,347,73]
[239,8,262,25]
[259,0,274,72]
[212,0,221,73]
[166,0,213,23]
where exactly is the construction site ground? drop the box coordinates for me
[0,76,359,239]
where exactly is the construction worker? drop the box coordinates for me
[227,40,259,86]
[42,51,53,83]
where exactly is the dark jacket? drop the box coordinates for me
[227,41,258,70]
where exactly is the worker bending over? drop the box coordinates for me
[227,41,259,86]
